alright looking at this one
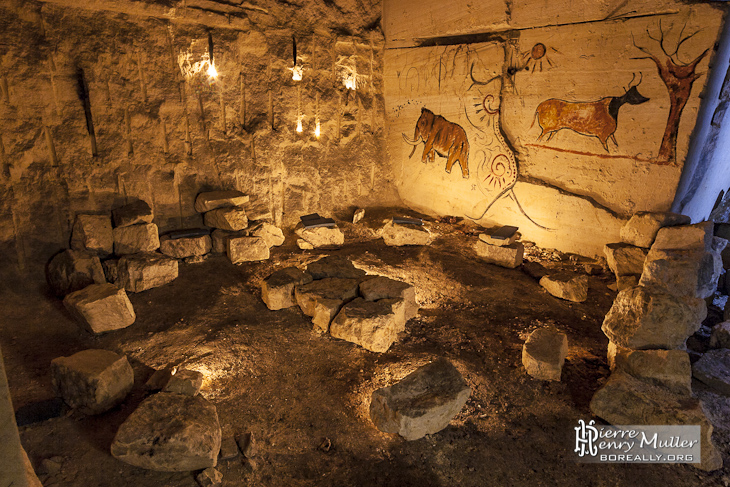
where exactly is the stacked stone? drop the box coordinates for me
[260,255,419,353]
[197,190,283,263]
[590,214,726,472]
[474,230,523,269]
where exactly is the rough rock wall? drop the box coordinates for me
[383,0,726,257]
[0,0,399,282]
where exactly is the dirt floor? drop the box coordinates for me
[2,209,730,487]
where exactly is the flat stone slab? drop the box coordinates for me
[306,255,367,280]
[118,253,179,293]
[329,297,404,353]
[47,249,106,296]
[359,276,418,322]
[294,278,359,317]
[380,220,431,246]
[262,267,313,310]
[51,349,134,415]
[612,348,692,395]
[112,200,154,228]
[195,191,249,213]
[249,222,285,248]
[297,239,315,250]
[620,211,691,248]
[71,214,113,256]
[602,285,706,350]
[693,349,730,395]
[652,222,714,251]
[522,328,568,381]
[590,371,722,471]
[475,240,523,268]
[63,283,136,334]
[604,243,647,277]
[370,358,470,441]
[113,223,160,255]
[160,234,211,259]
[111,393,222,472]
[539,273,588,302]
[226,236,269,263]
[204,206,249,231]
[478,232,518,247]
[164,369,204,396]
[295,225,345,248]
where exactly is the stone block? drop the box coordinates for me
[51,349,134,415]
[159,234,211,259]
[478,232,518,247]
[71,214,113,256]
[380,220,431,246]
[369,358,470,441]
[113,223,160,255]
[111,393,222,472]
[164,369,204,396]
[617,274,639,291]
[312,298,344,333]
[329,298,403,353]
[602,286,706,350]
[294,278,359,316]
[63,283,136,334]
[639,245,721,299]
[306,255,367,280]
[249,222,285,248]
[219,436,239,460]
[194,190,249,213]
[359,276,418,321]
[103,258,119,285]
[590,372,722,471]
[539,273,588,302]
[604,243,647,277]
[652,221,715,251]
[612,349,692,395]
[145,366,175,391]
[226,236,269,264]
[204,206,249,231]
[210,229,247,254]
[620,211,691,248]
[196,467,223,487]
[112,200,154,228]
[692,349,730,395]
[47,250,106,296]
[710,321,730,349]
[475,240,524,268]
[522,328,568,381]
[297,239,314,250]
[295,225,345,248]
[118,253,179,293]
[353,208,365,224]
[262,267,313,310]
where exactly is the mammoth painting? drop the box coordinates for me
[402,108,470,178]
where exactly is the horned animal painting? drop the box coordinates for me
[532,74,649,151]
[402,108,470,178]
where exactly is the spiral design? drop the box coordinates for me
[482,95,500,115]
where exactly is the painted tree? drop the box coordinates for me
[633,21,709,165]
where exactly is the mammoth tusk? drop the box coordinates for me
[401,133,422,145]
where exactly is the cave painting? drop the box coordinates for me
[532,74,650,152]
[633,20,709,165]
[402,108,470,178]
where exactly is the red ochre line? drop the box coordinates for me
[525,144,661,164]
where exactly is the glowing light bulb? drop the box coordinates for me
[296,118,303,133]
[314,119,321,139]
[343,73,357,90]
[207,61,218,79]
[290,65,303,81]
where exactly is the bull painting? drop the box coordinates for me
[402,108,470,178]
[532,75,650,151]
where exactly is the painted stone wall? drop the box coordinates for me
[0,0,398,281]
[384,0,725,257]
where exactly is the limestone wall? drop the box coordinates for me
[383,0,726,257]
[0,0,399,281]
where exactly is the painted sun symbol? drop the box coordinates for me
[522,43,557,72]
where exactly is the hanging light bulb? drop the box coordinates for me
[314,119,321,139]
[296,118,303,133]
[207,60,218,80]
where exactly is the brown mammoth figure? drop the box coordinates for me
[402,107,470,178]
